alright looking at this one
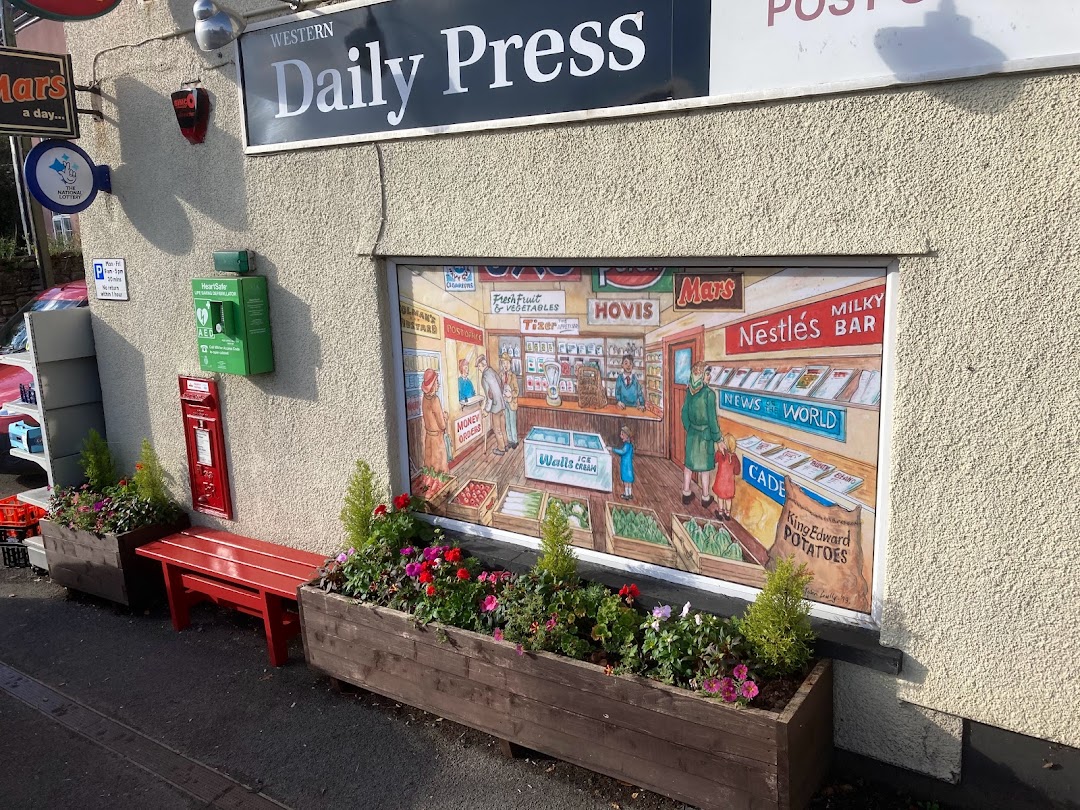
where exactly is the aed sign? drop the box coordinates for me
[24,139,109,214]
[191,277,274,376]
[0,47,77,138]
[91,258,128,301]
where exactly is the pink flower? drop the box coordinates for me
[722,689,737,704]
[478,572,488,583]
[515,644,524,657]
[733,664,749,681]
[702,677,721,694]
[741,680,759,700]
[493,628,504,641]
[545,613,558,631]
[481,595,499,613]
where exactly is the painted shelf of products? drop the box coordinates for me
[522,337,646,401]
[644,346,663,415]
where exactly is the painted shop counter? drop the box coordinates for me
[523,427,613,492]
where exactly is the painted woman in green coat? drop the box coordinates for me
[681,360,722,506]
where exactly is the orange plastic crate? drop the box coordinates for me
[0,495,47,528]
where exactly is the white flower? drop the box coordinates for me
[650,619,660,631]
[681,601,691,618]
[432,559,440,568]
[695,613,703,626]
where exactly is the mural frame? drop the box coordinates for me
[386,257,899,628]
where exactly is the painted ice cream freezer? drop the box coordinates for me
[524,427,613,493]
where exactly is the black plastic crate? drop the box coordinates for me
[2,542,29,568]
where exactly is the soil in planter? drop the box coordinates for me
[755,669,809,713]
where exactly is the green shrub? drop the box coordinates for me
[80,429,117,491]
[340,459,384,548]
[132,439,170,505]
[739,556,816,677]
[535,500,577,583]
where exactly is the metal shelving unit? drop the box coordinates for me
[0,308,105,509]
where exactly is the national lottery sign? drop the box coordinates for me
[239,0,1080,153]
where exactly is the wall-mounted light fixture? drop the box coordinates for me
[193,0,246,52]
[193,0,303,52]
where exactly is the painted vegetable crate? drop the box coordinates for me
[445,479,498,525]
[541,496,592,548]
[605,502,677,568]
[492,485,548,535]
[411,467,457,509]
[299,586,834,810]
[672,514,767,586]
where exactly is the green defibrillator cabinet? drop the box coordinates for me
[191,277,274,375]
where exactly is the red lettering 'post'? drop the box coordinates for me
[768,0,791,26]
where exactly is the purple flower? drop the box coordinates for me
[336,552,348,563]
[515,643,524,657]
[405,562,422,578]
[400,547,415,557]
[733,664,749,682]
[702,677,722,694]
[423,546,441,562]
[347,548,356,557]
[741,680,759,700]
[92,501,105,512]
[651,605,672,620]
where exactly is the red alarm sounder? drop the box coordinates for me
[171,87,210,145]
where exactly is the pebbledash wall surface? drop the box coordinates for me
[66,0,1079,786]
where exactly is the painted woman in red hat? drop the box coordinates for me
[420,368,449,473]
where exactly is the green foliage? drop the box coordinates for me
[340,459,385,548]
[132,439,170,505]
[80,430,117,491]
[0,234,21,260]
[501,572,639,663]
[637,605,748,686]
[48,231,80,257]
[535,500,577,583]
[739,556,816,677]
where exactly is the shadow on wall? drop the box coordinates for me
[88,314,151,470]
[875,0,1020,114]
[248,256,322,403]
[111,76,249,255]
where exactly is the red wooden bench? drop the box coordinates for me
[135,527,325,666]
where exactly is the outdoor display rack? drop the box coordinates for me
[0,308,106,510]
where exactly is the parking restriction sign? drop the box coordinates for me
[92,258,128,301]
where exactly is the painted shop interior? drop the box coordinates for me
[60,0,1079,795]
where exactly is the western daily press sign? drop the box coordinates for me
[238,0,1080,153]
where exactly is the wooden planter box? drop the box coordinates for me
[300,587,832,810]
[539,495,593,548]
[671,514,767,587]
[492,485,548,535]
[40,516,190,608]
[445,479,498,526]
[604,501,679,568]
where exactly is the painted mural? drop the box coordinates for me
[396,265,887,614]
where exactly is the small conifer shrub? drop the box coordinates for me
[80,429,117,491]
[341,459,384,548]
[535,500,578,584]
[739,555,816,677]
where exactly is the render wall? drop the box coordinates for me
[65,0,1079,781]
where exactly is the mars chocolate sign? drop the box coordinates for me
[0,47,78,139]
[673,271,744,312]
